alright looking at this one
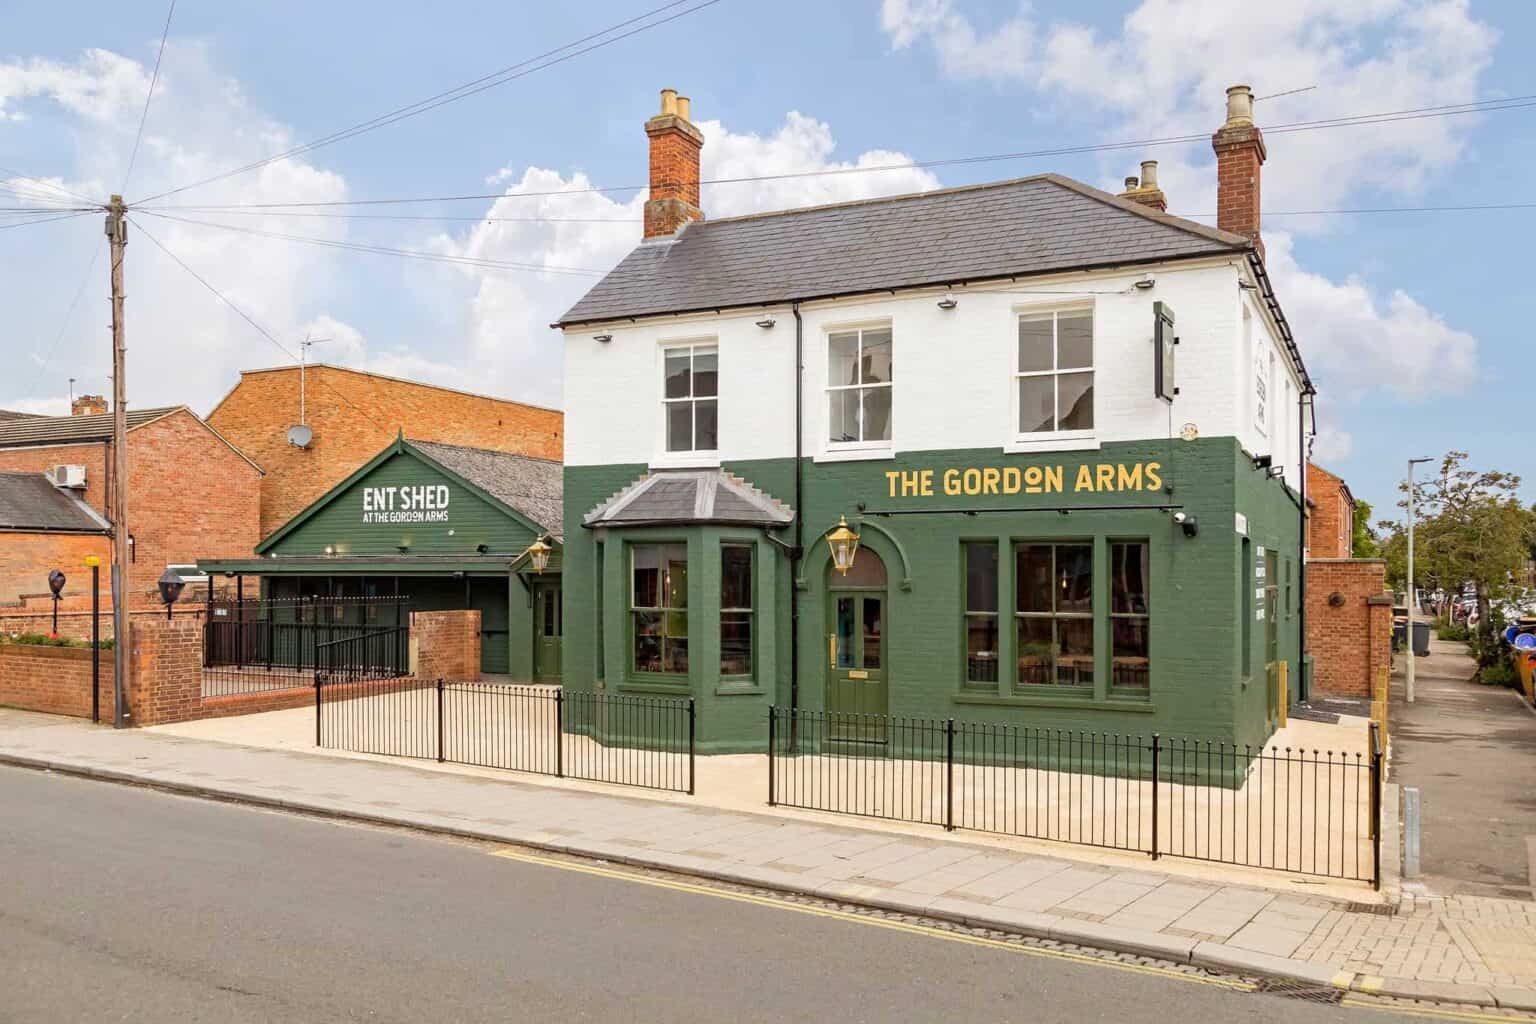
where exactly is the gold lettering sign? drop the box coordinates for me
[885,462,1161,499]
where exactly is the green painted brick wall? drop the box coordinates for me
[563,437,1301,753]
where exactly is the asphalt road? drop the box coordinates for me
[0,766,1420,1023]
[1392,642,1536,898]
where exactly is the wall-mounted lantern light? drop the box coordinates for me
[936,292,958,311]
[521,535,554,574]
[157,567,186,620]
[826,517,861,575]
[755,317,777,329]
[593,333,613,344]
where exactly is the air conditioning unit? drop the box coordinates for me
[50,464,87,489]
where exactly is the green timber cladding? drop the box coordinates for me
[564,439,1303,754]
[200,436,562,679]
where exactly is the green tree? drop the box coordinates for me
[1398,452,1533,659]
[1351,498,1381,559]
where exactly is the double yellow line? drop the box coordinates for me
[490,848,1523,1023]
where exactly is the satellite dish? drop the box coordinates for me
[286,424,313,449]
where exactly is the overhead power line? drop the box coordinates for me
[0,210,94,231]
[137,93,1536,213]
[122,0,178,194]
[135,209,608,275]
[0,165,103,206]
[118,208,642,224]
[134,0,725,205]
[129,216,395,432]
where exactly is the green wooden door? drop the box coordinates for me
[826,591,888,740]
[469,577,510,675]
[533,582,562,682]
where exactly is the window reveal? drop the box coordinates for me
[632,543,688,674]
[827,327,892,445]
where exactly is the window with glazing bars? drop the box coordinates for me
[663,344,718,453]
[720,544,753,676]
[1109,541,1150,693]
[1014,543,1093,688]
[827,326,892,445]
[632,543,688,674]
[963,542,999,684]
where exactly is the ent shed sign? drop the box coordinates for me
[362,484,451,524]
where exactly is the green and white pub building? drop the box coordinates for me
[557,116,1315,754]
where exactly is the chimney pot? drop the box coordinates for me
[660,88,678,116]
[676,96,691,122]
[1124,176,1139,190]
[1224,84,1255,128]
[1139,160,1159,189]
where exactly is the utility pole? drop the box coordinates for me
[106,195,129,728]
[1406,455,1433,704]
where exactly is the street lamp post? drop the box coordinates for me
[1406,456,1433,703]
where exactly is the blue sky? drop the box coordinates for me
[3,0,1532,519]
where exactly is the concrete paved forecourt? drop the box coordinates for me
[0,764,1410,1024]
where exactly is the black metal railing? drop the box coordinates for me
[317,678,695,795]
[768,707,1382,886]
[203,620,408,696]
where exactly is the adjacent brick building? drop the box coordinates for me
[1306,463,1355,559]
[1306,559,1392,699]
[0,401,263,625]
[206,364,563,538]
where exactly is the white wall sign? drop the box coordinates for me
[362,485,451,524]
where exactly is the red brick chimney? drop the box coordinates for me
[71,394,108,417]
[1117,159,1168,212]
[643,88,704,239]
[1212,84,1266,259]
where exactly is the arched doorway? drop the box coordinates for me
[826,547,888,731]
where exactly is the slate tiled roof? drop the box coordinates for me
[0,409,38,422]
[584,470,794,529]
[0,472,110,533]
[409,439,564,539]
[558,174,1250,325]
[0,407,179,449]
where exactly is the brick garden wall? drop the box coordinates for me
[0,642,114,720]
[1306,558,1392,699]
[2,613,477,724]
[413,609,480,681]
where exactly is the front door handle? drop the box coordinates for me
[828,632,837,668]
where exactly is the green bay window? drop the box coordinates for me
[1110,541,1151,693]
[1015,543,1093,689]
[720,544,753,676]
[963,542,999,684]
[632,543,688,675]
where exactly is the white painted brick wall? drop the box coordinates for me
[563,258,1306,471]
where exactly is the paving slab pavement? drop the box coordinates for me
[1391,638,1536,898]
[2,707,1536,1009]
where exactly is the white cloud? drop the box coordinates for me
[880,0,1493,402]
[1310,424,1354,464]
[0,43,353,416]
[438,112,941,408]
[1264,232,1476,400]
